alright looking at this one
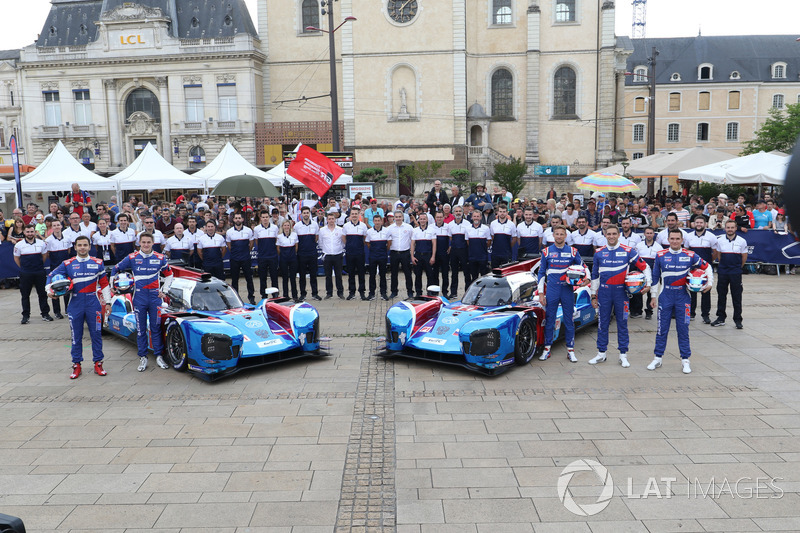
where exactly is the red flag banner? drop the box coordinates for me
[286,145,345,197]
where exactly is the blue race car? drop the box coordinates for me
[103,266,328,380]
[377,259,597,375]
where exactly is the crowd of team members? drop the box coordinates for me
[8,181,773,377]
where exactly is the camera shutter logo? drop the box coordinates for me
[557,459,614,516]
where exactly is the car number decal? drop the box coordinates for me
[421,337,446,345]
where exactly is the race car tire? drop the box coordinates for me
[514,316,537,365]
[165,322,188,372]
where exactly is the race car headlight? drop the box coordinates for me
[467,329,501,356]
[201,333,237,360]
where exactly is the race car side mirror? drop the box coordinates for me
[427,285,441,297]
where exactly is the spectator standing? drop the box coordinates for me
[362,199,384,229]
[46,235,111,379]
[14,224,53,324]
[7,218,25,245]
[276,220,299,301]
[581,199,601,231]
[387,209,414,299]
[450,186,464,208]
[196,220,227,279]
[426,180,449,213]
[136,217,165,252]
[65,183,91,216]
[318,212,345,299]
[226,212,256,304]
[366,214,391,301]
[562,203,579,230]
[78,212,97,238]
[752,199,773,229]
[546,186,557,200]
[343,207,368,300]
[712,220,747,329]
[254,210,280,297]
[618,216,642,249]
[465,184,492,211]
[155,208,178,237]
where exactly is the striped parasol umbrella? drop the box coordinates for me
[575,171,640,193]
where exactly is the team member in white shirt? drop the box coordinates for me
[446,206,471,298]
[685,216,717,324]
[656,213,688,246]
[570,215,597,262]
[465,210,492,284]
[78,212,97,238]
[366,214,391,301]
[137,217,166,252]
[45,220,73,319]
[386,209,414,299]
[489,205,517,268]
[254,210,280,297]
[541,215,573,247]
[342,207,369,300]
[164,223,193,263]
[110,214,137,265]
[516,207,544,259]
[633,227,662,319]
[14,224,53,324]
[618,216,642,248]
[411,214,436,297]
[91,218,114,266]
[226,212,256,304]
[431,211,451,296]
[318,211,345,299]
[276,220,300,301]
[62,213,83,249]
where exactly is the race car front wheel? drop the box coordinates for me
[165,322,188,372]
[514,316,537,365]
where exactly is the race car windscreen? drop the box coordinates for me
[461,278,513,307]
[190,281,244,311]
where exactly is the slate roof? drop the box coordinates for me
[36,0,257,48]
[626,35,800,86]
[0,50,21,61]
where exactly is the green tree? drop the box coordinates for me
[449,168,471,187]
[399,161,443,187]
[354,167,388,183]
[492,156,527,198]
[741,102,800,155]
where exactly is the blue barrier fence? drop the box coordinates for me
[1,229,797,280]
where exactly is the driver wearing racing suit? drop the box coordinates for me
[112,232,174,372]
[648,228,713,374]
[536,226,587,363]
[589,224,651,369]
[47,235,112,379]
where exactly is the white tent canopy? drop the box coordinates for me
[194,142,277,187]
[113,143,205,190]
[0,140,117,193]
[679,151,789,185]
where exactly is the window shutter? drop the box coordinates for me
[218,84,236,97]
[698,92,710,110]
[185,86,203,99]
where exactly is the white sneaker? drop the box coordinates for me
[156,356,169,369]
[647,357,662,371]
[682,359,692,374]
[539,346,551,361]
[567,349,578,363]
[588,352,606,365]
[619,353,630,368]
[137,358,147,372]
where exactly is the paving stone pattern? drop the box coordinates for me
[1,273,800,532]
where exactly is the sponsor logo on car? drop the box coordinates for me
[245,320,264,328]
[421,337,446,345]
[256,339,282,348]
[436,326,449,335]
[442,317,459,325]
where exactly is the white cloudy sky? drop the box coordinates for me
[1,0,799,50]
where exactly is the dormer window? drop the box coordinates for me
[224,14,232,26]
[49,26,57,36]
[670,73,681,82]
[772,62,787,79]
[633,66,647,82]
[698,64,713,80]
[191,17,200,28]
[730,71,740,80]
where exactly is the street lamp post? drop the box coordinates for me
[646,46,659,197]
[307,3,356,152]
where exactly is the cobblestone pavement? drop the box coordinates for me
[0,272,799,532]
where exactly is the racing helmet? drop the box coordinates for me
[565,265,587,286]
[625,271,646,296]
[686,269,708,293]
[112,272,135,294]
[49,274,72,297]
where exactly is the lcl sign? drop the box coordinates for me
[119,35,146,45]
